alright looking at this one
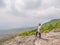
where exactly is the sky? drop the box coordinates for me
[0,0,60,30]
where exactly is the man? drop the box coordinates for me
[36,23,42,38]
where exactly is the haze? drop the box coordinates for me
[0,0,60,30]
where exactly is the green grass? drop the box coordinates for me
[16,19,60,36]
[16,28,37,36]
[42,19,60,33]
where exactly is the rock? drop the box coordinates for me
[2,31,60,45]
[35,38,48,45]
[2,36,36,45]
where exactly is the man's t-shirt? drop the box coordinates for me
[37,26,41,33]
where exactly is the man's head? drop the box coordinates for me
[39,23,41,26]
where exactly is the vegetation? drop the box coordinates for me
[17,19,60,36]
[42,19,60,33]
[16,28,37,36]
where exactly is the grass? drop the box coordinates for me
[16,19,60,36]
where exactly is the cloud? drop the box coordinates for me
[0,0,5,7]
[24,0,41,9]
[0,0,60,29]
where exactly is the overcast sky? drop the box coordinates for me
[0,0,60,30]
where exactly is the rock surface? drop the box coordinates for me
[2,30,60,45]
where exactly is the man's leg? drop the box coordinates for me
[36,32,38,37]
[36,32,41,38]
[39,33,41,38]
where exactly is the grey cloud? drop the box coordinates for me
[23,0,60,10]
[0,0,5,7]
[9,0,60,18]
[0,0,60,29]
[51,0,60,8]
[3,0,60,20]
[24,0,42,9]
[8,0,27,17]
[8,0,42,17]
[48,12,60,19]
[8,8,28,17]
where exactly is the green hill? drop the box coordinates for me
[42,19,60,33]
[17,19,60,36]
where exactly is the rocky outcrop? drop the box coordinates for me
[2,30,60,45]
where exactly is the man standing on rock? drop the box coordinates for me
[36,23,42,38]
